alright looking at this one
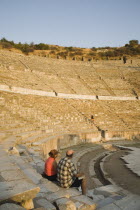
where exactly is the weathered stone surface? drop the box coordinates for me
[0,162,19,172]
[87,189,104,201]
[55,197,76,210]
[36,198,56,209]
[94,185,121,197]
[114,194,140,210]
[40,179,59,192]
[71,195,96,209]
[23,168,42,184]
[46,190,70,202]
[0,203,26,210]
[65,188,81,197]
[0,169,26,181]
[97,196,117,208]
[0,179,40,202]
[0,149,7,155]
[21,199,34,209]
[103,144,116,151]
[74,201,84,209]
[121,147,140,177]
[99,203,121,210]
[0,156,11,164]
[8,147,19,155]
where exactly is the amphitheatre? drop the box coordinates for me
[0,49,140,210]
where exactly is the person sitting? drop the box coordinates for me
[57,150,87,195]
[43,149,59,181]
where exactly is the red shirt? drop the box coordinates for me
[45,157,57,176]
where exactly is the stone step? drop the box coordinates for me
[0,148,40,209]
[94,185,122,197]
[98,194,140,210]
[71,194,96,210]
[0,179,40,205]
[21,132,52,144]
[96,194,124,209]
[0,203,26,210]
[34,198,56,210]
[16,130,43,141]
[6,125,39,135]
[1,136,16,149]
[22,168,43,185]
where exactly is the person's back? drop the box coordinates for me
[45,156,57,176]
[43,149,58,181]
[57,150,87,195]
[57,156,77,188]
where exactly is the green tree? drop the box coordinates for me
[129,40,139,46]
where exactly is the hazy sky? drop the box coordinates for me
[0,0,140,48]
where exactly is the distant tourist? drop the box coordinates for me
[91,115,94,123]
[57,150,87,195]
[43,149,59,181]
[123,56,127,64]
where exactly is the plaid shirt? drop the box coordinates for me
[57,157,77,188]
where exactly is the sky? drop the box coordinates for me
[0,0,140,48]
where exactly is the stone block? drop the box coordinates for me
[0,156,11,164]
[65,188,81,197]
[23,168,42,184]
[114,194,140,210]
[74,201,84,209]
[0,169,26,181]
[94,185,121,197]
[34,208,48,210]
[21,199,34,209]
[36,198,56,209]
[99,203,121,210]
[8,147,19,155]
[71,195,96,209]
[55,197,76,210]
[40,179,59,192]
[46,189,70,202]
[0,162,19,172]
[97,196,117,208]
[0,179,40,203]
[0,203,26,210]
[87,189,104,202]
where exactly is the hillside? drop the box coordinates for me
[0,38,140,61]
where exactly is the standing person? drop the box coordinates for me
[43,149,59,181]
[91,115,94,124]
[123,56,127,64]
[57,150,87,195]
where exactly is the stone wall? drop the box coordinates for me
[105,130,140,141]
[0,84,139,101]
[41,131,101,158]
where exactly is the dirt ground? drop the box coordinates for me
[103,150,140,195]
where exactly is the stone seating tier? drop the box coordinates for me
[0,50,140,96]
[0,137,40,209]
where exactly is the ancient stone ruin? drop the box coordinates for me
[0,50,140,209]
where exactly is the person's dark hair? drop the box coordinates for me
[48,149,58,158]
[66,153,73,158]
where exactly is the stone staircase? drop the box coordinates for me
[1,49,140,96]
[0,134,40,209]
[1,127,140,209]
[0,50,140,209]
